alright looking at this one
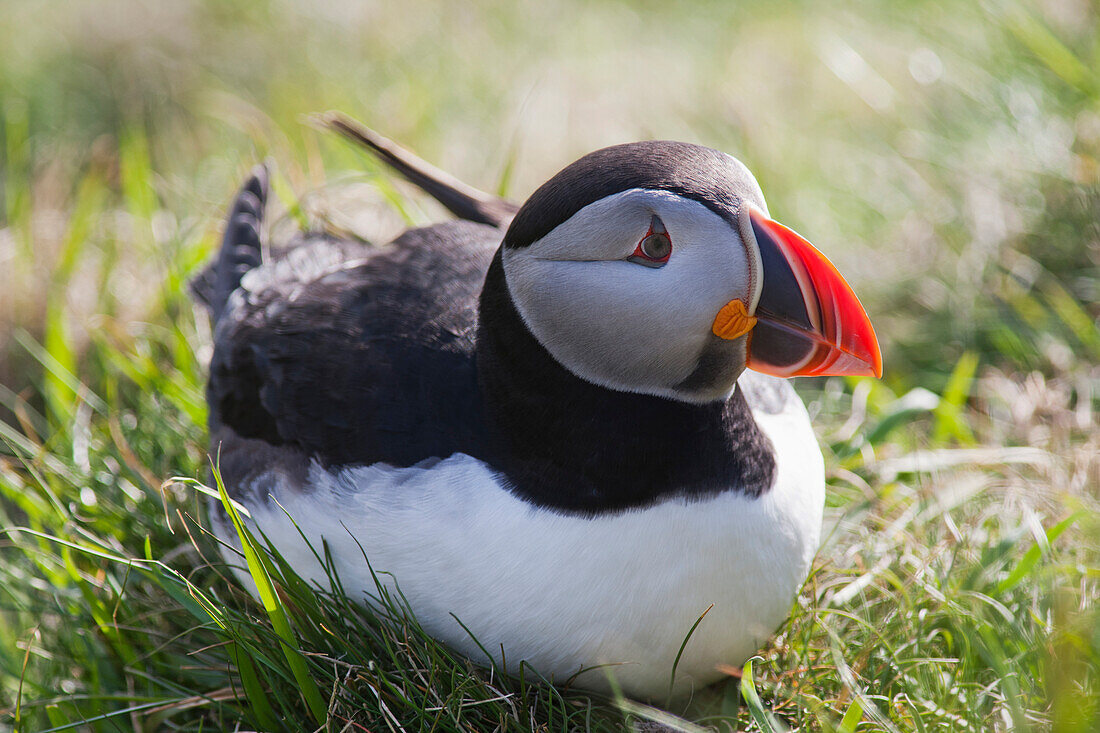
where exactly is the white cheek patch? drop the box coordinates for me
[518,189,682,262]
[503,191,757,400]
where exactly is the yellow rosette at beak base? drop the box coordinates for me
[712,299,757,340]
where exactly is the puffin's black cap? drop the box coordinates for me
[502,140,767,249]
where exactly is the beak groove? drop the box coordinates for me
[743,206,882,379]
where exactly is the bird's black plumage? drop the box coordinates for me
[476,250,776,512]
[206,220,497,468]
[200,141,782,514]
[503,141,766,250]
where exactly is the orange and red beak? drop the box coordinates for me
[726,205,882,379]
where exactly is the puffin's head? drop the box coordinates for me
[500,141,882,403]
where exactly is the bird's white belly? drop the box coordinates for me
[220,404,823,699]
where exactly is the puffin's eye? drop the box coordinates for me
[627,215,672,268]
[640,233,672,260]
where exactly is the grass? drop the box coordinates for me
[1,0,1098,729]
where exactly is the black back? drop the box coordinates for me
[207,222,496,467]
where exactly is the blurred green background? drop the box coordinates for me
[0,0,1097,730]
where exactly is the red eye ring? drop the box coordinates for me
[628,215,672,267]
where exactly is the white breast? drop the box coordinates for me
[218,388,824,700]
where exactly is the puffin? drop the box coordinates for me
[191,116,881,700]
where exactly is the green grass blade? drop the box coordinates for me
[996,511,1084,595]
[212,460,328,725]
[932,351,978,444]
[232,642,280,731]
[119,126,157,232]
[667,602,713,702]
[838,698,864,733]
[1002,5,1098,94]
[2,97,31,249]
[14,330,108,416]
[495,125,522,199]
[615,697,711,733]
[719,679,741,725]
[740,657,785,733]
[1041,279,1100,361]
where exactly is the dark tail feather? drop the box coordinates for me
[319,111,520,228]
[190,165,269,322]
